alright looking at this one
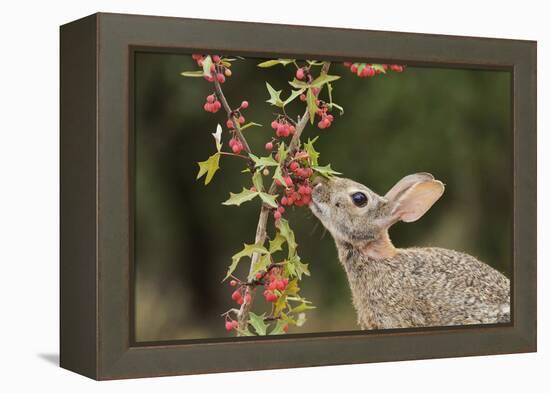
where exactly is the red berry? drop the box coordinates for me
[281,196,288,206]
[255,272,263,280]
[204,74,214,82]
[282,278,289,286]
[287,196,294,205]
[226,119,234,129]
[217,73,226,83]
[271,120,279,129]
[237,298,244,305]
[229,280,237,287]
[296,68,305,80]
[238,115,245,125]
[343,62,352,67]
[240,100,249,109]
[276,280,285,290]
[206,94,215,103]
[231,289,242,301]
[350,64,358,73]
[289,161,299,172]
[289,125,296,134]
[250,186,257,192]
[390,64,404,72]
[231,144,241,154]
[301,194,312,205]
[274,211,282,220]
[284,176,293,187]
[231,320,239,329]
[225,321,234,331]
[265,142,273,151]
[299,94,306,101]
[283,324,289,332]
[277,206,285,214]
[212,55,221,63]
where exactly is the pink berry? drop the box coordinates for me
[350,64,358,73]
[281,196,288,205]
[232,144,241,154]
[277,206,285,214]
[231,320,239,329]
[250,186,257,192]
[296,68,305,80]
[274,211,282,220]
[265,142,273,151]
[226,119,234,129]
[206,94,215,103]
[238,115,245,125]
[289,161,299,172]
[284,176,293,187]
[255,272,263,280]
[240,100,249,109]
[225,321,234,331]
[283,324,289,333]
[212,55,221,63]
[217,73,226,83]
[231,289,242,301]
[271,120,279,129]
[299,94,306,101]
[229,280,237,287]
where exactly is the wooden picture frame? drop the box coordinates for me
[60,12,537,380]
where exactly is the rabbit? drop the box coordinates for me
[310,172,510,330]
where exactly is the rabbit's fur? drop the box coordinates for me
[310,173,510,329]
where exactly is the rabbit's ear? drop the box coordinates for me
[386,176,444,223]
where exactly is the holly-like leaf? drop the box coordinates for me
[248,253,271,280]
[283,88,306,106]
[371,64,387,74]
[277,141,287,163]
[252,171,264,192]
[223,243,269,281]
[265,82,284,107]
[240,122,263,131]
[303,137,320,166]
[248,312,268,336]
[196,153,220,185]
[269,319,288,335]
[272,166,286,187]
[273,293,288,317]
[290,299,316,314]
[269,232,286,254]
[288,255,310,279]
[312,164,342,178]
[222,188,259,206]
[288,79,309,89]
[259,192,278,208]
[202,55,213,77]
[180,70,204,77]
[306,88,318,125]
[310,74,341,88]
[249,153,279,169]
[257,59,295,68]
[276,218,297,258]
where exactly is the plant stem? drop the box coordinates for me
[236,61,332,333]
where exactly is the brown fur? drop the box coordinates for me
[310,174,510,329]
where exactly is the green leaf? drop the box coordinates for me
[257,59,295,68]
[269,232,286,254]
[312,164,342,178]
[288,255,310,279]
[222,188,259,206]
[290,299,316,314]
[259,192,278,208]
[306,88,318,125]
[249,253,271,280]
[223,243,269,281]
[196,153,220,185]
[180,70,204,77]
[248,312,268,336]
[288,78,309,89]
[265,82,284,107]
[249,153,279,169]
[283,88,305,106]
[303,137,320,166]
[371,63,387,74]
[306,60,325,66]
[269,319,288,335]
[285,278,300,296]
[329,102,344,115]
[310,74,341,88]
[252,171,264,192]
[240,122,263,131]
[202,55,213,77]
[272,166,286,187]
[273,293,287,316]
[277,141,287,163]
[276,218,297,258]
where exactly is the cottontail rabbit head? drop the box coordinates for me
[310,173,445,258]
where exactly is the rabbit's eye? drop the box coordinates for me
[351,192,368,207]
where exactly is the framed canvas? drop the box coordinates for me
[60,12,537,380]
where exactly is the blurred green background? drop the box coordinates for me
[134,53,512,342]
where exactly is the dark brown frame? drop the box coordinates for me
[60,12,537,380]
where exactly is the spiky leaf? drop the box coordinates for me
[240,122,263,131]
[312,164,342,178]
[259,192,278,208]
[276,218,297,258]
[249,153,279,169]
[306,88,318,125]
[265,82,284,107]
[284,88,306,106]
[310,74,341,88]
[196,153,220,185]
[269,320,288,335]
[248,312,268,336]
[257,59,295,68]
[222,188,259,206]
[303,137,320,166]
[223,243,269,281]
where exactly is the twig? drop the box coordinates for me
[236,61,332,333]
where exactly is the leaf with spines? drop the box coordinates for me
[303,137,320,166]
[272,166,286,187]
[249,153,279,169]
[240,122,263,131]
[276,218,297,258]
[265,82,284,107]
[248,312,269,335]
[269,232,286,254]
[248,253,271,281]
[283,89,306,106]
[269,319,288,335]
[252,171,264,192]
[306,88,318,125]
[288,79,309,89]
[258,192,278,208]
[196,153,220,185]
[310,74,341,88]
[312,164,342,178]
[223,243,269,281]
[222,188,259,206]
[257,59,295,68]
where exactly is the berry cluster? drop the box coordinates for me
[225,319,239,331]
[226,101,249,129]
[261,268,289,303]
[271,117,296,138]
[316,103,334,129]
[229,279,252,305]
[228,137,245,155]
[343,62,405,78]
[191,54,232,83]
[203,94,222,113]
